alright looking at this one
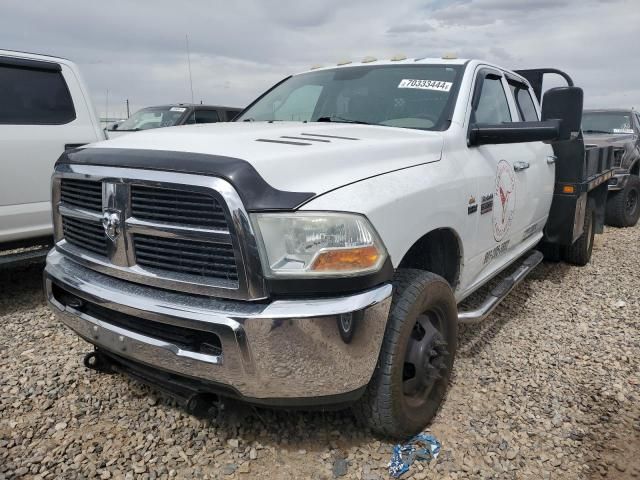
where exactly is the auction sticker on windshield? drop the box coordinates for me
[398,79,453,92]
[170,107,187,112]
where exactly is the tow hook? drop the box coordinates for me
[83,349,114,373]
[186,393,221,419]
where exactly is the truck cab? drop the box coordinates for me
[44,57,612,437]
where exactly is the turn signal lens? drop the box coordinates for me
[562,185,575,194]
[310,245,381,272]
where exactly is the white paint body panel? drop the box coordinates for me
[89,122,444,196]
[0,50,105,243]
[305,59,554,300]
[56,57,556,301]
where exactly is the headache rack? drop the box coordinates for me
[515,68,616,246]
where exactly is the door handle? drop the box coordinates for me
[513,161,530,172]
[546,155,557,164]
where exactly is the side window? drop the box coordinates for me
[635,113,640,129]
[227,110,240,120]
[194,110,220,124]
[184,112,196,124]
[509,83,539,121]
[0,64,76,124]
[473,76,512,124]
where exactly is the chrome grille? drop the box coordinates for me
[62,216,107,257]
[131,185,228,230]
[60,178,102,212]
[52,165,266,300]
[134,234,238,282]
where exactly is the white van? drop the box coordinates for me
[0,50,104,266]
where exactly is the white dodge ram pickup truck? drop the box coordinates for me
[0,50,104,267]
[45,58,614,437]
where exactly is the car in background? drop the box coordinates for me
[0,49,105,268]
[106,104,242,138]
[583,109,640,227]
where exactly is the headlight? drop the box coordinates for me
[252,212,387,278]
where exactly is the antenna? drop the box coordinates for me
[105,89,109,123]
[185,34,194,104]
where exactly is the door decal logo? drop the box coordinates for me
[480,194,494,215]
[468,195,478,215]
[493,160,516,242]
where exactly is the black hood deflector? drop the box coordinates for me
[57,148,315,211]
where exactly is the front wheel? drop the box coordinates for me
[354,269,457,438]
[606,175,640,228]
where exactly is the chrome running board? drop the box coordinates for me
[458,250,544,324]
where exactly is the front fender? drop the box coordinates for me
[298,161,468,271]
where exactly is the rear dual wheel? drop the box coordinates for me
[562,202,596,266]
[354,269,457,438]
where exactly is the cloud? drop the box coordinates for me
[387,23,434,34]
[1,0,638,116]
[426,0,569,27]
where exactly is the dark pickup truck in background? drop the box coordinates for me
[107,104,242,139]
[582,108,640,227]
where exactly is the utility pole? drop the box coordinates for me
[126,99,130,118]
[186,34,194,104]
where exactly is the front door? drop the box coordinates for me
[462,68,535,288]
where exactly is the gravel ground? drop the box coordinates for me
[1,225,638,480]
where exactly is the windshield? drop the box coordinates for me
[237,64,463,131]
[113,106,187,131]
[582,112,634,134]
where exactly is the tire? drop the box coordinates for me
[605,175,640,228]
[562,201,596,266]
[353,269,457,438]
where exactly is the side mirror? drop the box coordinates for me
[110,123,119,131]
[469,120,561,146]
[541,86,583,141]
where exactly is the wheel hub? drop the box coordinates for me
[626,188,638,215]
[403,313,449,398]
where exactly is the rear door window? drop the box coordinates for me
[0,64,75,124]
[509,83,539,121]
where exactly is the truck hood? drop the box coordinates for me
[88,122,443,197]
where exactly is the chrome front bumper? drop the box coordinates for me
[45,250,392,403]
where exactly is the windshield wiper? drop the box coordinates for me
[583,129,610,134]
[316,116,373,125]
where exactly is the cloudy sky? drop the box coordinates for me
[2,0,639,118]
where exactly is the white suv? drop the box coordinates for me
[0,50,104,265]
